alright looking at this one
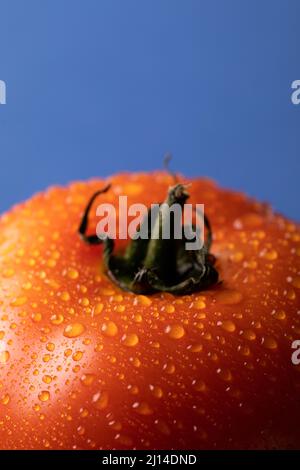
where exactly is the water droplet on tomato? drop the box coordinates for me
[67,268,79,280]
[31,312,42,323]
[50,313,64,325]
[92,390,109,410]
[60,291,70,302]
[273,310,286,320]
[77,426,85,436]
[63,322,86,338]
[217,320,236,332]
[215,290,242,305]
[192,379,207,392]
[38,390,50,402]
[241,329,256,341]
[10,296,27,307]
[101,321,118,337]
[165,324,185,339]
[2,268,15,278]
[134,295,152,306]
[262,336,278,350]
[1,393,10,405]
[80,373,96,387]
[121,333,139,347]
[42,375,52,384]
[187,343,203,353]
[132,401,153,415]
[163,362,176,374]
[217,368,233,382]
[149,384,163,398]
[0,351,10,363]
[72,351,83,361]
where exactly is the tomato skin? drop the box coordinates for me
[0,172,300,449]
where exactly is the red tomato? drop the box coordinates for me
[0,172,299,449]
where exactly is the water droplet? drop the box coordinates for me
[10,296,27,307]
[187,343,203,353]
[134,314,143,323]
[155,419,171,435]
[260,249,278,261]
[217,320,236,333]
[22,281,32,290]
[163,362,175,374]
[67,268,79,280]
[47,259,56,268]
[235,213,263,228]
[292,276,300,289]
[134,295,152,306]
[242,329,256,341]
[262,336,278,350]
[1,393,10,405]
[238,345,251,356]
[215,290,242,305]
[164,304,175,313]
[121,333,139,347]
[2,268,15,278]
[149,385,163,398]
[127,384,139,395]
[77,425,85,436]
[243,260,257,269]
[42,375,52,384]
[193,299,206,309]
[108,420,122,431]
[80,408,89,418]
[230,252,244,262]
[273,310,286,320]
[113,294,124,302]
[46,342,55,352]
[165,324,185,339]
[92,390,109,410]
[217,368,233,382]
[80,285,88,294]
[132,401,153,415]
[31,312,42,323]
[64,348,72,357]
[38,390,50,402]
[101,321,118,337]
[63,322,86,338]
[60,291,70,302]
[0,351,10,363]
[72,351,83,361]
[100,287,115,296]
[130,357,141,367]
[192,379,207,392]
[94,303,104,315]
[114,433,133,446]
[50,313,64,325]
[80,373,96,387]
[43,439,50,448]
[80,297,89,307]
[115,305,125,313]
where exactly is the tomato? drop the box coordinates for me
[0,171,299,450]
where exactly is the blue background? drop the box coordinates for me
[0,0,299,219]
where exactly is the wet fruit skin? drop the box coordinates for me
[0,171,300,450]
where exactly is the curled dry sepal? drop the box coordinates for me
[78,183,219,295]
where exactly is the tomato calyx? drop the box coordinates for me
[78,183,219,295]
